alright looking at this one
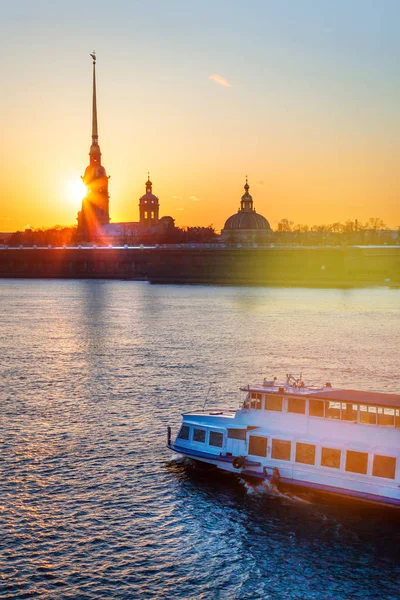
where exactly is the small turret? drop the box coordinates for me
[240,176,254,212]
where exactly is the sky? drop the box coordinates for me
[0,0,399,232]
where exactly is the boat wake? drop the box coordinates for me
[242,479,313,505]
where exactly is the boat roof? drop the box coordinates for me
[182,411,236,427]
[307,389,400,408]
[244,384,400,408]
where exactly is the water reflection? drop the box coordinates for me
[1,281,399,599]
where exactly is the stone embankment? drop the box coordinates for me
[0,246,399,286]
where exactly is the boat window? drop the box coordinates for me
[309,399,325,418]
[249,436,268,457]
[359,405,377,425]
[228,429,247,440]
[271,439,291,461]
[377,407,395,427]
[177,425,190,441]
[341,403,358,422]
[193,428,206,443]
[345,450,368,475]
[321,447,341,469]
[295,442,316,465]
[250,393,262,410]
[264,394,282,411]
[325,401,341,420]
[288,397,306,414]
[243,394,250,409]
[209,431,223,448]
[372,455,396,479]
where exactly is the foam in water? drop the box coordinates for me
[243,478,313,505]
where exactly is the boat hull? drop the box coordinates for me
[168,443,400,509]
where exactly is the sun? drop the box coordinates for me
[66,179,87,206]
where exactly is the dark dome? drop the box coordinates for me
[139,192,159,203]
[223,211,271,230]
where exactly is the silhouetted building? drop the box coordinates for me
[157,216,175,233]
[139,175,160,227]
[77,53,110,241]
[0,232,12,246]
[75,54,176,245]
[221,178,272,244]
[85,176,175,245]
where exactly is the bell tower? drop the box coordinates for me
[77,52,110,240]
[139,174,160,228]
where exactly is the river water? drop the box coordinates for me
[1,280,399,599]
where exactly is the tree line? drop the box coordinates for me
[4,217,398,247]
[277,217,394,233]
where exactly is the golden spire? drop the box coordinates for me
[90,51,98,143]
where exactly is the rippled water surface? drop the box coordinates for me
[1,280,400,599]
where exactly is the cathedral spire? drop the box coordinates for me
[77,51,110,239]
[90,51,98,143]
[88,52,101,165]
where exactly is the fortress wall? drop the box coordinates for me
[0,246,399,286]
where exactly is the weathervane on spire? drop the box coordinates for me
[90,50,96,64]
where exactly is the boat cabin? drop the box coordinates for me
[242,386,400,428]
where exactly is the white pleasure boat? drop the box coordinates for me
[167,375,400,508]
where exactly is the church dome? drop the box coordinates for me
[223,179,271,230]
[139,191,159,202]
[224,211,270,230]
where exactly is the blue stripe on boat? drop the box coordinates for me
[168,443,261,467]
[168,443,400,507]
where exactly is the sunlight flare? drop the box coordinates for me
[66,179,87,206]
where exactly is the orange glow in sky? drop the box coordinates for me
[0,1,399,232]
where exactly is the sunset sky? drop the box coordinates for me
[0,0,399,232]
